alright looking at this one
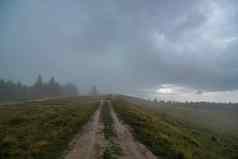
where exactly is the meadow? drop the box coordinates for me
[0,97,98,159]
[112,97,238,159]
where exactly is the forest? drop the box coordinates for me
[0,75,79,102]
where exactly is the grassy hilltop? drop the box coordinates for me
[112,96,238,159]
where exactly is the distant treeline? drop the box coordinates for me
[0,75,78,102]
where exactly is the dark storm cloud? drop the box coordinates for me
[1,0,238,96]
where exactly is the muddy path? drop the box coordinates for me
[108,100,158,159]
[64,100,105,159]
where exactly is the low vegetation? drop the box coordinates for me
[112,98,238,159]
[149,101,238,136]
[0,97,98,159]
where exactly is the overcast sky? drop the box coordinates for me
[1,0,238,102]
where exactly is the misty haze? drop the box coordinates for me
[0,0,238,159]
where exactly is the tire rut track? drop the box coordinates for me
[108,100,157,159]
[65,100,105,159]
[64,100,157,159]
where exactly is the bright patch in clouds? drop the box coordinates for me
[157,87,173,94]
[156,84,185,94]
[155,84,238,103]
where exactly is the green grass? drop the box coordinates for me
[0,97,98,159]
[149,102,238,136]
[112,98,238,159]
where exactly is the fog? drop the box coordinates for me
[1,0,238,102]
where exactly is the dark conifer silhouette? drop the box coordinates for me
[0,75,79,102]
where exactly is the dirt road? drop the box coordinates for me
[108,100,157,159]
[64,100,157,159]
[64,100,105,159]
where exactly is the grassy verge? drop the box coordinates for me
[0,97,98,159]
[112,98,238,159]
[101,101,121,159]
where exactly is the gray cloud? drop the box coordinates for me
[1,0,238,98]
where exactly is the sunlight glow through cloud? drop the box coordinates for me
[155,84,238,103]
[157,87,173,94]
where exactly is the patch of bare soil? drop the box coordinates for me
[64,100,105,159]
[108,101,158,159]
